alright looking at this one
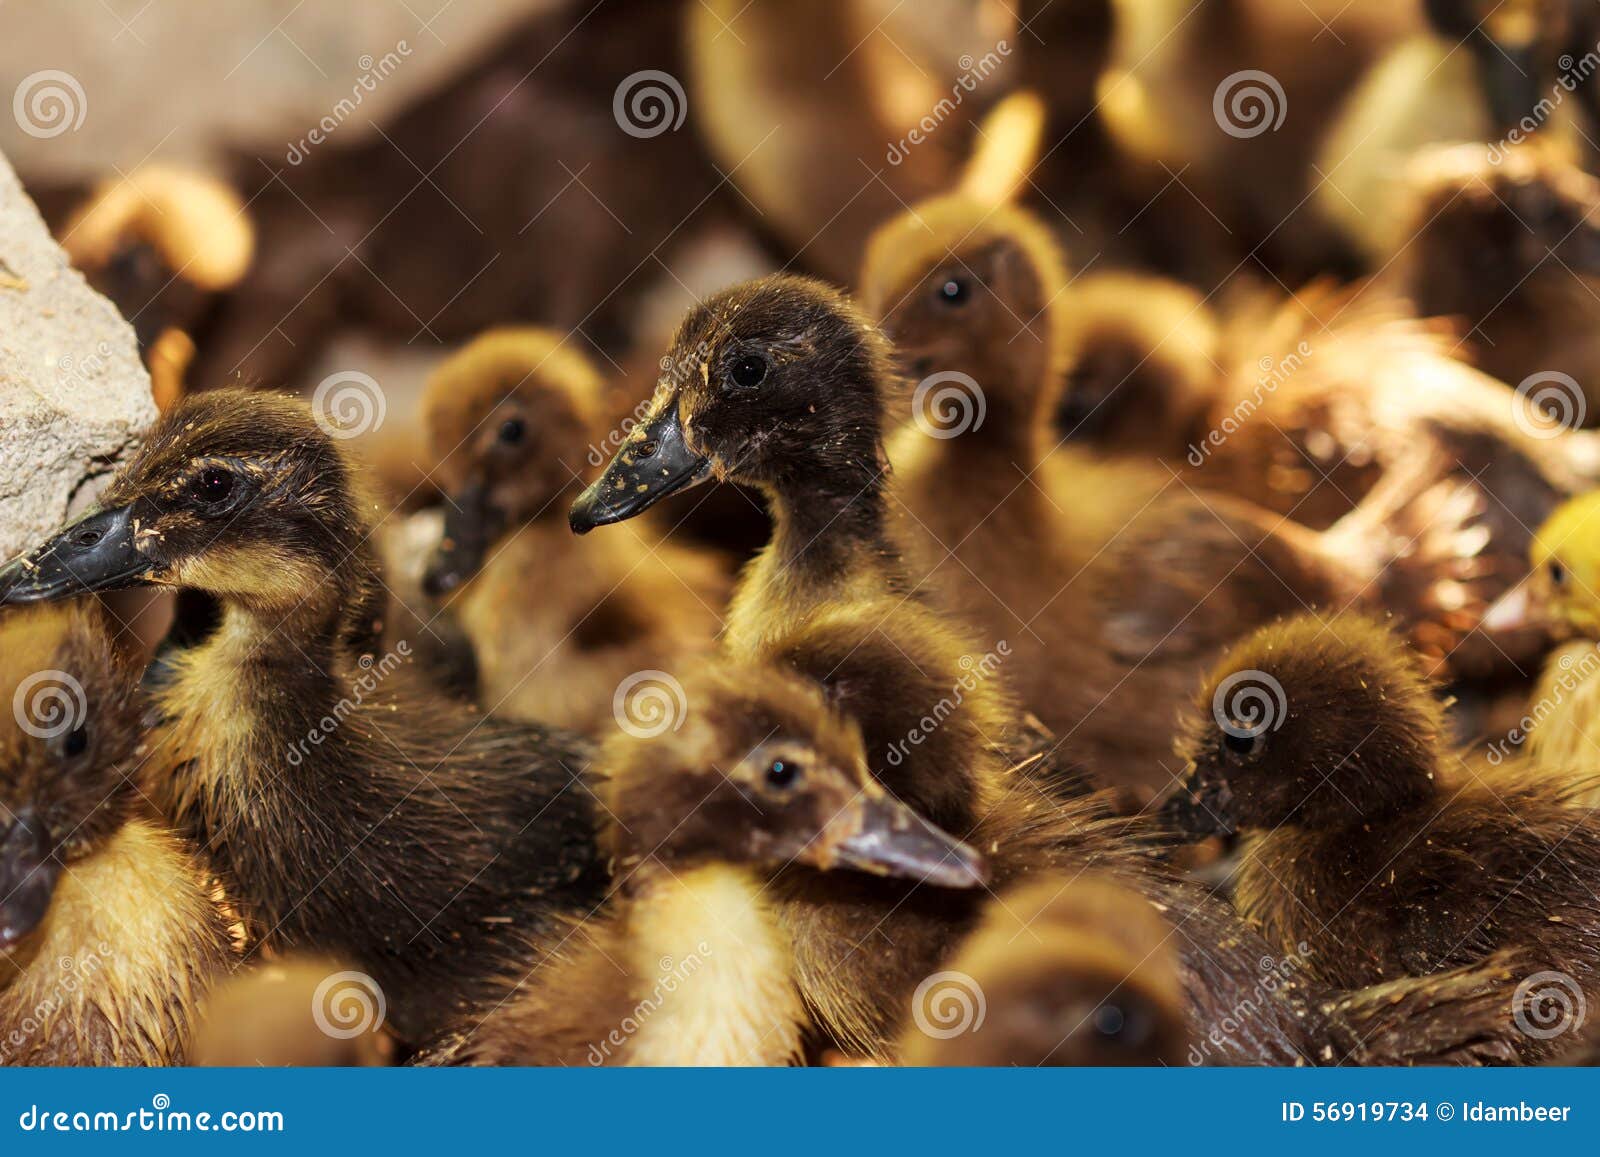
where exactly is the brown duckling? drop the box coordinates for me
[0,390,608,1048]
[862,195,1382,795]
[1166,613,1600,1060]
[433,661,986,1066]
[59,165,254,409]
[0,601,232,1065]
[567,275,1507,1066]
[899,876,1191,1067]
[418,328,728,734]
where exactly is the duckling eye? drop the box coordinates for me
[936,277,971,307]
[1550,560,1568,588]
[1092,1000,1153,1048]
[765,759,802,789]
[728,354,768,390]
[498,417,526,446]
[190,467,235,507]
[1221,730,1262,761]
[62,725,89,760]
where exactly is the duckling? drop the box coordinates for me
[190,957,390,1067]
[899,876,1191,1067]
[0,602,232,1065]
[1166,613,1600,1060]
[567,275,1507,1065]
[862,195,1384,794]
[433,661,986,1066]
[0,390,608,1047]
[58,165,254,409]
[418,329,728,734]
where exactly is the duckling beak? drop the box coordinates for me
[423,480,502,598]
[0,506,154,606]
[1161,770,1236,840]
[0,811,59,951]
[822,794,990,889]
[569,399,712,534]
[1481,581,1541,635]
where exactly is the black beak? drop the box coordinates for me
[0,506,153,606]
[422,481,503,598]
[1161,770,1237,840]
[0,811,60,950]
[824,794,990,889]
[569,397,712,534]
[1471,36,1542,141]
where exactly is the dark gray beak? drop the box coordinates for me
[569,398,712,534]
[1162,771,1237,840]
[0,506,153,606]
[826,795,990,889]
[0,811,59,950]
[422,480,503,598]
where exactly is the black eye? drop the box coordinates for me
[191,467,235,506]
[729,354,768,390]
[1550,560,1567,587]
[63,725,89,759]
[1093,1000,1153,1047]
[498,417,526,445]
[1221,731,1260,760]
[936,277,971,307]
[765,759,801,789]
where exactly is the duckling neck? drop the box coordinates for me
[763,458,897,585]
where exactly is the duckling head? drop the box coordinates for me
[420,330,606,595]
[860,194,1068,419]
[1166,614,1444,838]
[1483,490,1600,640]
[1423,0,1565,138]
[900,877,1189,1067]
[0,602,142,951]
[570,276,894,532]
[0,390,371,620]
[602,662,987,889]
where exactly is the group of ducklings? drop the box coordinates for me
[14,1,1600,1069]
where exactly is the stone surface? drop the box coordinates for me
[0,146,154,560]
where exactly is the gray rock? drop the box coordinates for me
[0,146,154,561]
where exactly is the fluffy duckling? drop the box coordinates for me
[567,276,1506,1065]
[434,661,986,1066]
[0,391,607,1047]
[1166,613,1600,1060]
[899,876,1191,1067]
[862,195,1379,794]
[0,602,231,1065]
[59,165,254,409]
[419,329,728,733]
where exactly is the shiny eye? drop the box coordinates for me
[498,417,526,445]
[191,467,235,506]
[765,759,801,789]
[62,725,89,759]
[729,354,768,390]
[936,277,971,307]
[1221,730,1261,761]
[1550,560,1568,587]
[1093,1000,1153,1047]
